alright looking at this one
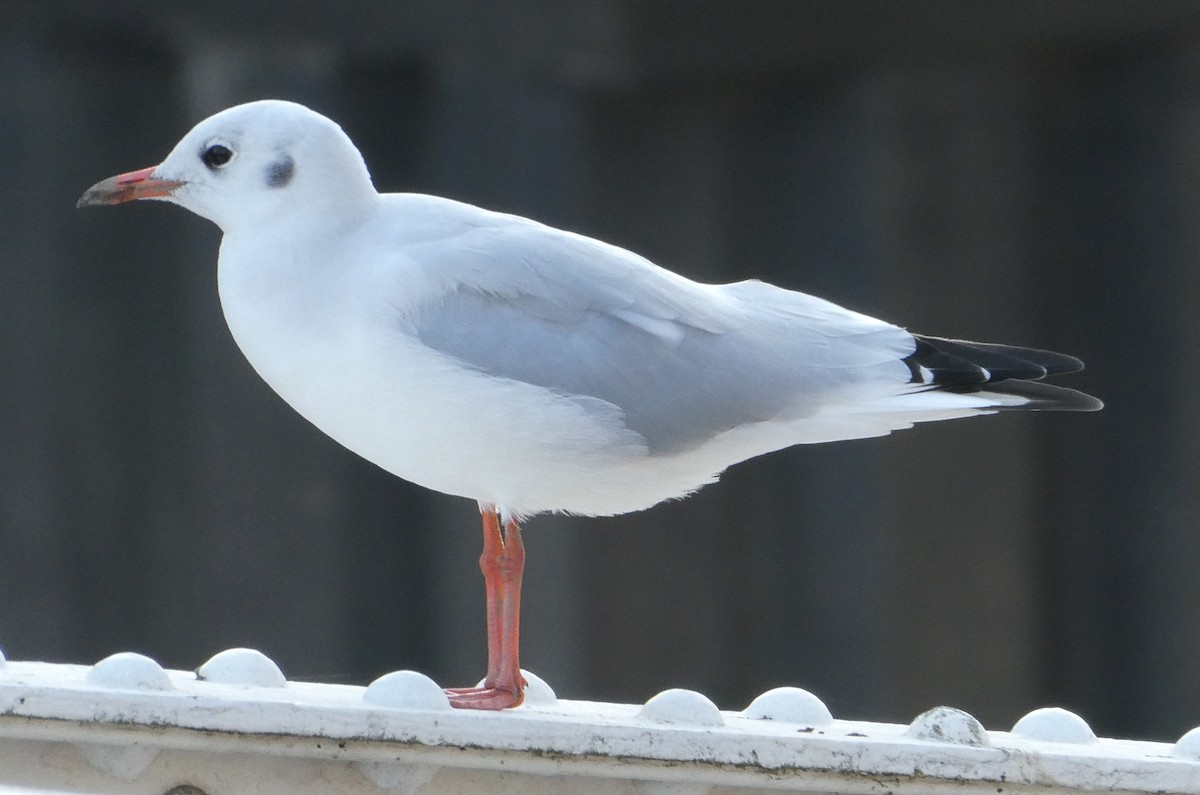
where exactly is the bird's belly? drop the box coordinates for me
[220,294,678,515]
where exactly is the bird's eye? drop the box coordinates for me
[201,144,234,170]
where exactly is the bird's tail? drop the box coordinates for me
[902,335,1103,412]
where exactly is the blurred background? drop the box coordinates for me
[2,0,1199,741]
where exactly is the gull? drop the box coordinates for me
[78,99,1101,710]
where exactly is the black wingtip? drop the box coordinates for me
[907,335,1086,383]
[906,334,1100,412]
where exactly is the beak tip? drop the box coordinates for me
[75,191,100,209]
[76,175,124,209]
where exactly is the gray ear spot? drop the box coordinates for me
[265,155,295,188]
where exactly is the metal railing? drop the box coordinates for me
[2,645,1199,794]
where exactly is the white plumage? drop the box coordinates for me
[78,99,1099,709]
[81,99,1099,520]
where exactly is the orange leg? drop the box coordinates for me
[444,507,527,709]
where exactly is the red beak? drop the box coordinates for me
[77,166,185,208]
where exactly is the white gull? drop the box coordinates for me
[78,99,1101,709]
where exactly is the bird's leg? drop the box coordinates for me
[494,516,526,690]
[444,507,527,709]
[481,508,506,674]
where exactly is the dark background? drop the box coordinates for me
[3,1,1198,741]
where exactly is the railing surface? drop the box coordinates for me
[2,646,1199,795]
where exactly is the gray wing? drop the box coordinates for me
[405,214,915,454]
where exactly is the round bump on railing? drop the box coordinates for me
[364,671,453,711]
[906,706,990,747]
[196,648,286,688]
[1172,726,1200,760]
[639,688,724,727]
[1011,707,1096,744]
[742,687,833,726]
[86,652,173,691]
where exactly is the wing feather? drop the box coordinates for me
[405,210,916,454]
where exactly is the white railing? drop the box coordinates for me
[2,645,1199,794]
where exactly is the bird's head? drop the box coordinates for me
[77,99,377,233]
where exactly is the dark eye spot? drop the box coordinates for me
[201,144,233,170]
[265,155,294,188]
